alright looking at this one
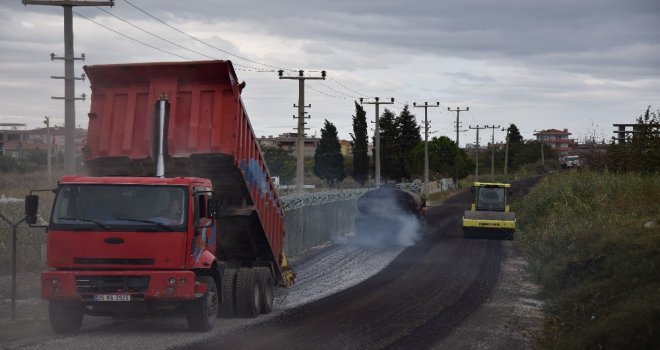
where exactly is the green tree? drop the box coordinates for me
[511,140,557,169]
[395,104,421,179]
[378,108,401,181]
[608,106,660,173]
[262,147,296,184]
[352,101,369,185]
[506,123,523,144]
[505,123,524,170]
[314,120,346,187]
[396,104,421,154]
[407,136,474,179]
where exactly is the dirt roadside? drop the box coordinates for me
[430,240,544,349]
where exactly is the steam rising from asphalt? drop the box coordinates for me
[350,186,424,248]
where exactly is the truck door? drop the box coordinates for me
[191,187,216,261]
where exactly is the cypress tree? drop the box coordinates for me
[313,119,346,187]
[352,101,369,185]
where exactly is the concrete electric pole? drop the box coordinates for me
[360,97,394,187]
[469,125,487,181]
[448,106,469,188]
[413,101,440,197]
[23,0,114,175]
[447,107,469,149]
[533,130,545,166]
[44,116,52,184]
[502,126,510,176]
[279,69,326,193]
[485,125,500,181]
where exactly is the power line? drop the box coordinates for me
[75,10,276,72]
[312,80,357,99]
[86,1,379,99]
[122,1,380,97]
[96,7,217,60]
[328,77,371,98]
[73,10,193,60]
[307,84,349,100]
[123,0,285,71]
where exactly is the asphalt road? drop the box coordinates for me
[183,178,540,350]
[0,177,541,350]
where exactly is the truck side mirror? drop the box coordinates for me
[25,195,39,225]
[470,186,476,194]
[208,198,221,219]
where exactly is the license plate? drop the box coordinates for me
[93,294,131,302]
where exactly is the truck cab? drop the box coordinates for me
[32,176,221,333]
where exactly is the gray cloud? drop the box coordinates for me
[1,0,659,145]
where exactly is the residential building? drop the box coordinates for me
[339,140,352,156]
[258,133,320,158]
[533,128,576,155]
[0,123,86,159]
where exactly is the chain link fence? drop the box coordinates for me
[281,189,372,256]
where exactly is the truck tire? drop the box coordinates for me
[235,267,260,318]
[219,268,237,318]
[255,267,274,314]
[186,276,218,332]
[49,301,84,334]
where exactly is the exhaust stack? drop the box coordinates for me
[156,94,168,178]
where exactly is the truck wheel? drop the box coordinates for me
[49,301,84,334]
[255,267,274,314]
[219,268,237,318]
[186,276,218,332]
[235,267,260,318]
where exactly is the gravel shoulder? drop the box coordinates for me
[430,240,543,349]
[0,243,404,349]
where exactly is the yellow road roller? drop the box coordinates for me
[462,182,515,239]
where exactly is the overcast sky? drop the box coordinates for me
[1,0,659,145]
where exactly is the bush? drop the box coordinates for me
[515,171,660,349]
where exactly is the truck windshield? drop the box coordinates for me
[51,184,187,232]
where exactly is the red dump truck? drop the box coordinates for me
[25,60,292,333]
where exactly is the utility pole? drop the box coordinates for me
[44,116,52,184]
[23,1,113,175]
[485,125,500,181]
[279,69,326,193]
[502,126,510,176]
[413,101,439,197]
[534,130,545,166]
[360,97,395,187]
[448,106,469,188]
[447,107,469,149]
[469,125,487,181]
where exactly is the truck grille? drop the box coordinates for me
[74,258,154,265]
[76,276,150,294]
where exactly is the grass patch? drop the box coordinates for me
[515,170,660,349]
